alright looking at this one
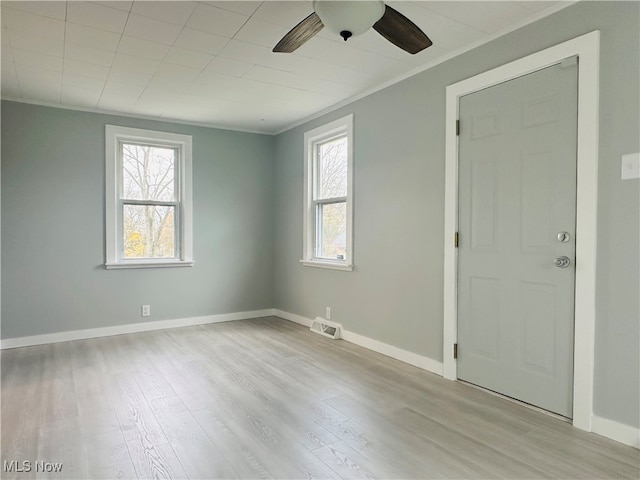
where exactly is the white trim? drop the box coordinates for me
[0,309,274,350]
[105,125,193,268]
[341,329,443,374]
[591,415,640,449]
[1,97,273,136]
[443,31,600,432]
[302,114,354,270]
[300,260,353,271]
[105,260,195,269]
[273,310,443,376]
[273,309,313,327]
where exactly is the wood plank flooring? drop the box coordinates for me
[1,316,638,479]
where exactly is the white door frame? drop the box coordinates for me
[443,31,600,432]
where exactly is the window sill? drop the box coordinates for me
[300,259,353,271]
[105,260,194,270]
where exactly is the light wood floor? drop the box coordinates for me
[1,317,638,479]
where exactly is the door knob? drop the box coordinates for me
[554,256,571,268]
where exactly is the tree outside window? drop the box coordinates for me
[121,143,177,259]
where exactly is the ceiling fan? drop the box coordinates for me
[273,1,433,55]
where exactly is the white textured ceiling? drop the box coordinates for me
[1,1,566,134]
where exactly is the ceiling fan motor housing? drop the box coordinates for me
[340,31,353,41]
[313,0,385,40]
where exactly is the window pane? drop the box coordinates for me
[123,204,175,258]
[122,143,176,201]
[317,136,347,199]
[316,202,346,260]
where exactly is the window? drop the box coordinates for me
[105,125,193,269]
[302,114,354,270]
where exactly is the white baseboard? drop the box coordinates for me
[341,329,444,375]
[273,309,313,328]
[591,415,640,449]
[5,307,636,450]
[273,309,443,376]
[0,309,274,349]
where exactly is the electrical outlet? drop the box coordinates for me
[325,307,331,320]
[141,305,150,317]
[621,152,640,180]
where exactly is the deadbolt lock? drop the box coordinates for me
[557,231,571,243]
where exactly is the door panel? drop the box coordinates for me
[457,61,578,418]
[469,276,500,360]
[520,281,556,375]
[471,160,498,251]
[521,152,553,250]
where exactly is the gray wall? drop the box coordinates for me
[2,101,274,338]
[272,1,639,428]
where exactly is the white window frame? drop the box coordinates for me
[302,114,354,271]
[105,125,193,269]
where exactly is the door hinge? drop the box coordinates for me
[454,232,459,248]
[456,119,460,136]
[453,343,458,359]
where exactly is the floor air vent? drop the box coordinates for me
[310,317,342,339]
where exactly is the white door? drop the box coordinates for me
[457,60,578,418]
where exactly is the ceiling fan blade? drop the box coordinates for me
[273,12,324,53]
[373,5,432,54]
